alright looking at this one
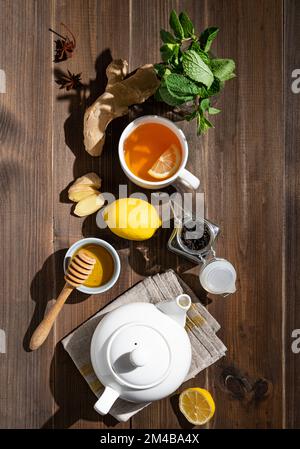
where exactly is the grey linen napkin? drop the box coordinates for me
[62,269,226,422]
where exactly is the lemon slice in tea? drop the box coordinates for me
[148,144,181,179]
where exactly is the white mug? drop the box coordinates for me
[118,115,200,190]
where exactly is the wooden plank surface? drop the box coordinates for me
[0,0,298,429]
[0,0,54,428]
[204,0,284,429]
[51,0,131,429]
[285,0,300,429]
[129,0,208,429]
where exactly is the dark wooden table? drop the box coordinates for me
[0,0,299,429]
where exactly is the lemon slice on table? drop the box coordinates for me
[148,144,181,179]
[179,388,215,426]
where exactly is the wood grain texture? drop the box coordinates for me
[0,0,54,428]
[129,0,209,429]
[0,0,298,429]
[51,0,131,429]
[122,0,180,429]
[285,0,300,429]
[204,0,284,428]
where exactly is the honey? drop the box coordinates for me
[73,244,114,288]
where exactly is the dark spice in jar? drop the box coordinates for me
[181,222,211,252]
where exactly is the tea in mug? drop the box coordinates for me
[124,122,182,182]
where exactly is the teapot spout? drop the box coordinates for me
[156,294,191,327]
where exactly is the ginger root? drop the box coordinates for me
[68,186,98,202]
[83,60,160,156]
[70,172,102,190]
[68,172,105,216]
[68,172,102,202]
[74,193,105,217]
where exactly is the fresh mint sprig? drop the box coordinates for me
[154,10,236,135]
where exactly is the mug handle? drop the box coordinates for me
[175,168,200,190]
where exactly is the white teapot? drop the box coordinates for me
[90,294,192,415]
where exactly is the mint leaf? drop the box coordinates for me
[169,10,184,40]
[207,77,223,96]
[200,98,210,112]
[154,88,164,101]
[165,73,199,98]
[224,72,236,80]
[160,43,179,63]
[189,41,210,65]
[197,113,214,134]
[154,63,166,78]
[159,81,188,106]
[198,86,208,97]
[158,75,198,107]
[160,29,177,44]
[154,12,236,137]
[200,27,219,52]
[155,64,172,79]
[208,107,221,114]
[182,49,214,87]
[204,116,214,128]
[210,59,236,81]
[179,12,195,38]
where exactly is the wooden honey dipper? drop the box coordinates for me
[29,249,96,351]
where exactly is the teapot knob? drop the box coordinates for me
[130,347,148,367]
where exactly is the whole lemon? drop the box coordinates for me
[103,198,161,241]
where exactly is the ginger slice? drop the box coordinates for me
[84,60,160,156]
[72,172,102,189]
[74,193,105,217]
[68,172,102,202]
[68,186,98,202]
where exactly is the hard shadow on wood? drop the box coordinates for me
[179,272,211,306]
[130,96,187,123]
[57,48,129,238]
[82,200,204,286]
[170,393,195,429]
[24,248,89,352]
[83,218,196,278]
[41,343,119,429]
[128,227,193,277]
[0,106,24,143]
[56,48,125,176]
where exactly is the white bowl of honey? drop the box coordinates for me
[64,238,121,295]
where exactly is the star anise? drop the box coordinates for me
[55,70,83,91]
[49,23,76,62]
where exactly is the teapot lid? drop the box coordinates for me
[106,323,171,389]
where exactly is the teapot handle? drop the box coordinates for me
[94,386,120,415]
